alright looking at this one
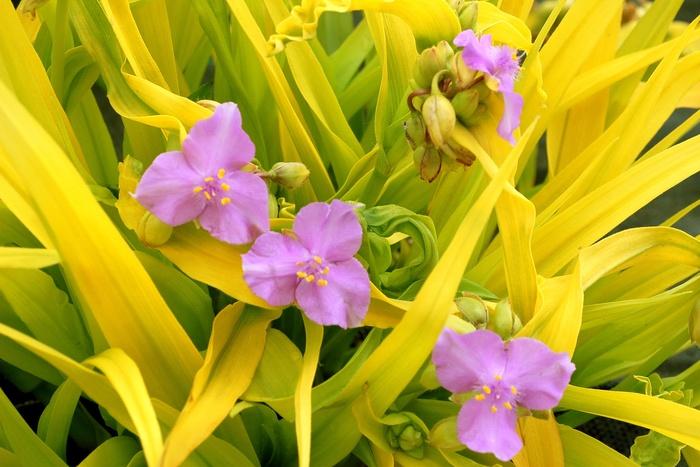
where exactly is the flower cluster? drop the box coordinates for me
[134,89,571,462]
[406,30,523,181]
[134,104,369,329]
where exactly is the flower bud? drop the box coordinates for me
[448,54,476,86]
[404,113,427,150]
[422,94,456,148]
[690,299,700,345]
[267,162,310,189]
[487,299,522,339]
[455,295,488,328]
[457,2,478,31]
[444,139,476,167]
[384,413,427,458]
[451,89,480,123]
[414,41,454,89]
[136,212,172,247]
[413,146,442,183]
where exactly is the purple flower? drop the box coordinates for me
[134,103,269,245]
[242,200,370,328]
[454,30,524,144]
[432,329,575,461]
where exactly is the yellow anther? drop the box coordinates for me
[322,266,330,274]
[494,375,502,381]
[503,402,513,410]
[220,183,230,191]
[482,385,492,395]
[193,186,203,194]
[490,405,498,413]
[317,279,328,287]
[217,168,226,179]
[305,274,315,282]
[204,176,214,183]
[220,197,232,206]
[313,255,323,264]
[474,394,485,401]
[510,385,518,395]
[296,271,308,279]
[204,192,212,201]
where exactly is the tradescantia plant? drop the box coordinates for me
[0,0,700,465]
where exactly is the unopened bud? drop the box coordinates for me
[444,139,476,167]
[690,299,700,345]
[384,413,426,458]
[451,89,480,123]
[136,212,172,247]
[267,162,310,189]
[404,113,427,149]
[414,41,454,89]
[422,94,455,148]
[488,299,522,339]
[455,295,488,329]
[448,54,476,86]
[456,2,478,30]
[413,146,442,183]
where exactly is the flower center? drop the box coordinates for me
[473,375,518,413]
[193,168,232,206]
[296,255,330,287]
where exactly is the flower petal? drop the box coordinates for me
[433,329,507,394]
[295,258,369,328]
[457,397,522,461]
[198,171,269,244]
[456,30,496,76]
[242,231,309,307]
[497,90,523,145]
[133,151,205,225]
[182,102,255,173]
[504,337,575,411]
[293,200,362,261]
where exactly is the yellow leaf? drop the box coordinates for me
[85,349,163,467]
[0,247,59,269]
[560,386,700,450]
[0,80,201,407]
[161,303,279,467]
[559,425,637,467]
[295,317,323,467]
[513,416,564,467]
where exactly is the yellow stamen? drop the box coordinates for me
[193,186,203,193]
[490,405,498,413]
[494,375,502,381]
[204,192,212,201]
[313,255,323,264]
[482,385,491,395]
[474,394,485,401]
[305,274,315,282]
[217,168,226,179]
[220,197,231,206]
[220,183,230,191]
[296,271,308,279]
[317,279,328,287]
[510,385,518,395]
[503,402,513,410]
[322,266,330,274]
[204,176,214,182]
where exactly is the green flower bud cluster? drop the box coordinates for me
[487,299,523,339]
[383,412,429,459]
[405,16,492,183]
[455,293,489,329]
